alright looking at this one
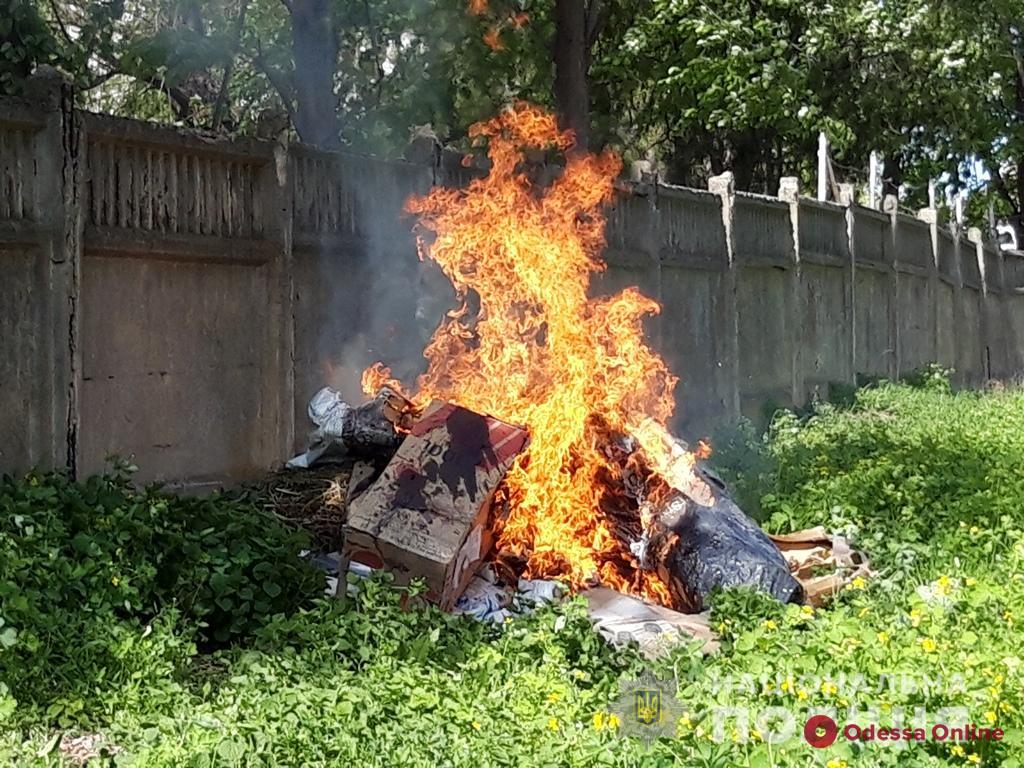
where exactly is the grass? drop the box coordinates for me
[1,375,1023,766]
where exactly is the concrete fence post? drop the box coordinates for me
[839,184,858,387]
[883,193,900,378]
[24,68,84,476]
[967,227,991,380]
[708,171,740,417]
[918,207,941,371]
[778,176,803,406]
[259,141,296,464]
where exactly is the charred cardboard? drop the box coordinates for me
[582,586,719,659]
[342,401,529,610]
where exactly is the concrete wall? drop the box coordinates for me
[2,72,1022,485]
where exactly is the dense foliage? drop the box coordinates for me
[0,0,1017,228]
[2,379,1024,765]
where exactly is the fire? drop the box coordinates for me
[363,104,709,603]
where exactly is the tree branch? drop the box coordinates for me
[250,47,298,126]
[212,0,251,129]
[144,75,193,121]
[47,0,75,46]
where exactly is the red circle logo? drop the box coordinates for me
[804,715,838,748]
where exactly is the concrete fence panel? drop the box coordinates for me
[957,239,985,386]
[654,186,730,433]
[77,113,290,486]
[797,199,853,401]
[894,216,936,374]
[732,193,795,418]
[852,208,896,379]
[1,72,1022,485]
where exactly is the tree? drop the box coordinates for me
[0,0,59,95]
[285,0,340,147]
[552,0,604,149]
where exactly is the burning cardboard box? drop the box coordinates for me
[342,401,529,610]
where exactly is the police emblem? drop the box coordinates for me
[611,670,681,746]
[634,689,662,725]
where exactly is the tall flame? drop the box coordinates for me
[364,104,707,601]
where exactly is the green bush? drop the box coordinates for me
[3,380,1024,766]
[0,464,323,721]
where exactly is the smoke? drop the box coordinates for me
[310,156,457,406]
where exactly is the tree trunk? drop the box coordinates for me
[289,0,341,149]
[553,0,590,150]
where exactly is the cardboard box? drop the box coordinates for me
[342,401,529,610]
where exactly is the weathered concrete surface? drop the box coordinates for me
[2,73,1023,485]
[0,73,79,476]
[78,255,279,483]
[797,200,853,401]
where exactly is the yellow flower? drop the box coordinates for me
[763,619,777,630]
[592,712,605,731]
[797,689,809,701]
[849,576,867,591]
[471,720,481,731]
[984,710,997,724]
[965,577,978,587]
[781,679,791,693]
[111,576,121,587]
[951,744,965,757]
[937,575,951,589]
[547,717,559,731]
[821,681,839,696]
[1003,610,1014,624]
[920,637,938,653]
[970,526,980,535]
[679,712,693,729]
[910,608,922,627]
[546,692,561,703]
[1000,701,1012,714]
[877,631,890,644]
[826,759,848,768]
[801,605,815,617]
[607,713,620,729]
[968,754,982,764]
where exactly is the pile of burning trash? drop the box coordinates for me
[277,105,867,656]
[281,380,866,657]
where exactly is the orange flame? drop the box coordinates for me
[365,104,708,603]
